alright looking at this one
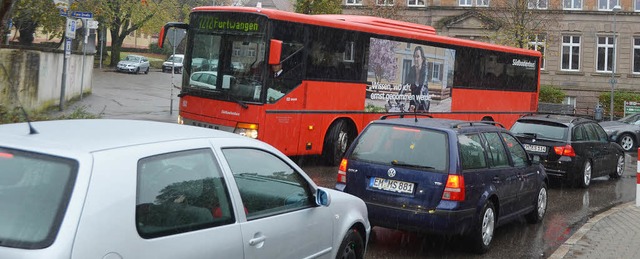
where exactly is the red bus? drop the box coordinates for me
[159,6,541,166]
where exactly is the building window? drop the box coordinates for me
[459,0,472,6]
[529,35,546,70]
[636,0,640,11]
[633,37,640,74]
[561,35,581,71]
[407,0,425,6]
[564,96,577,107]
[233,47,241,56]
[377,0,394,5]
[597,36,615,72]
[476,0,489,6]
[563,0,582,9]
[528,0,547,9]
[599,0,619,10]
[346,0,363,5]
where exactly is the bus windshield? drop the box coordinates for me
[183,12,268,104]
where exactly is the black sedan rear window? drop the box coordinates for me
[510,120,568,141]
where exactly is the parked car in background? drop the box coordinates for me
[336,116,548,254]
[598,113,640,152]
[162,54,184,74]
[116,54,150,74]
[0,119,370,259]
[189,71,217,89]
[510,114,625,188]
[191,58,210,72]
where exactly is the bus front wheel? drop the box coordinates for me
[323,120,352,166]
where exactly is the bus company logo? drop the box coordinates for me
[286,97,298,101]
[221,110,240,116]
[182,100,187,107]
[512,59,536,69]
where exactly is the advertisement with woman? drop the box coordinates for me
[365,38,456,113]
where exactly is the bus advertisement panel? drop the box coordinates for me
[365,38,456,113]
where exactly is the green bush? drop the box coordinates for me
[598,91,640,118]
[539,85,565,103]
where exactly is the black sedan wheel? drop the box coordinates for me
[617,133,636,152]
[609,154,625,179]
[577,160,592,188]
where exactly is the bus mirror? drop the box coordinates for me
[268,39,282,65]
[158,22,188,48]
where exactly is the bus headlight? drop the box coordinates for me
[177,115,184,125]
[234,123,259,139]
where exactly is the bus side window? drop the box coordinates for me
[307,26,363,82]
[269,20,305,101]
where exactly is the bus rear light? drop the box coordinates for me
[234,123,259,139]
[337,159,348,184]
[554,144,575,157]
[442,174,465,201]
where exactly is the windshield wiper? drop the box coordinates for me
[391,160,435,170]
[227,95,248,109]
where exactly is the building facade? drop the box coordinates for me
[343,0,640,115]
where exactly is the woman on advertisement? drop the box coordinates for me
[406,46,430,112]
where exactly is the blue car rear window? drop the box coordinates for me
[350,124,448,172]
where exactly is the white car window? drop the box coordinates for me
[136,148,234,238]
[221,148,313,220]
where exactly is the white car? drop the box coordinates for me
[0,119,370,259]
[162,54,184,74]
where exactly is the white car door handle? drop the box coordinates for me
[249,235,266,246]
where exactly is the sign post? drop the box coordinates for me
[624,101,640,117]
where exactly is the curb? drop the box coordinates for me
[547,201,635,259]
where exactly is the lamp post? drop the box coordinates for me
[610,5,621,121]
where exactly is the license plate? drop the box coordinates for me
[370,177,415,194]
[523,144,547,153]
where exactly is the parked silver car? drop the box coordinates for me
[116,54,150,74]
[599,113,640,152]
[0,119,370,259]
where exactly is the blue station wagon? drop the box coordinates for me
[336,117,549,254]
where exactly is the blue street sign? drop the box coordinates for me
[70,11,93,19]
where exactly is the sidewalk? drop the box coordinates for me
[549,202,640,259]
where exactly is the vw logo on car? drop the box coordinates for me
[387,168,396,178]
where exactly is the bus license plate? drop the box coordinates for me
[371,177,414,194]
[524,144,547,153]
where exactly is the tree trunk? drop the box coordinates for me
[109,28,124,67]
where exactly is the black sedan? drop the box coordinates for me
[511,114,625,188]
[599,113,640,152]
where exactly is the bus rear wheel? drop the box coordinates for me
[323,120,352,166]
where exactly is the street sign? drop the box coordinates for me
[87,20,99,29]
[65,38,72,58]
[624,101,640,116]
[70,11,93,19]
[65,18,76,39]
[166,28,186,47]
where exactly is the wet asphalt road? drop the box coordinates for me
[83,69,639,258]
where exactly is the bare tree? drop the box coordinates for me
[477,0,560,49]
[362,0,404,20]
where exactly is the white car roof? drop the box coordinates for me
[0,119,243,153]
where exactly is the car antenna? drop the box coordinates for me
[20,106,39,135]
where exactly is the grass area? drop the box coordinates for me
[1,105,99,124]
